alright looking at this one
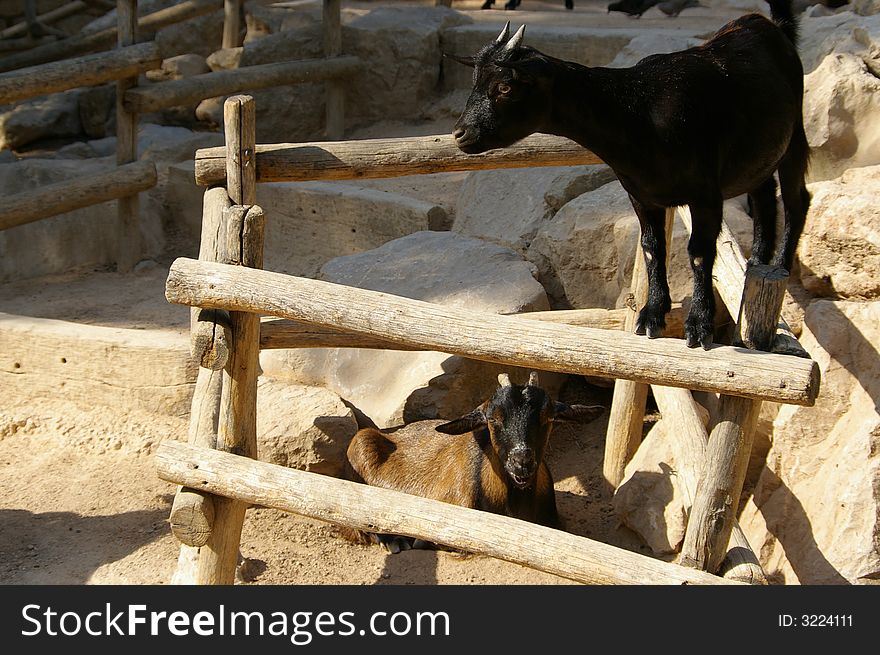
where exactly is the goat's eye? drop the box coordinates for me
[497,83,512,95]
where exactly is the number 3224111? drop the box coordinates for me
[779,615,853,627]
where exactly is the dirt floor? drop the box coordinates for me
[0,354,655,585]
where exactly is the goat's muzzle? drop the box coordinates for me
[507,448,537,489]
[452,126,483,154]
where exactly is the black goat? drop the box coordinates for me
[343,372,602,553]
[482,1,575,9]
[451,0,810,348]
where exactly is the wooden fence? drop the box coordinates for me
[0,0,358,272]
[158,93,820,586]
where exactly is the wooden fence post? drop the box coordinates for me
[188,95,262,585]
[323,0,344,140]
[680,264,790,573]
[115,0,140,273]
[222,0,243,49]
[603,207,674,490]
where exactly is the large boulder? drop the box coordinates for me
[453,165,616,252]
[527,181,753,310]
[803,51,880,182]
[798,11,880,73]
[740,300,880,584]
[256,182,448,278]
[798,165,880,299]
[613,418,689,556]
[260,231,556,428]
[0,90,82,151]
[256,378,358,478]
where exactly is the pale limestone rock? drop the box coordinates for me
[803,52,880,182]
[613,419,688,556]
[453,166,616,252]
[0,90,82,150]
[256,379,358,478]
[527,181,752,309]
[799,165,880,299]
[740,300,880,584]
[256,182,448,278]
[261,231,555,427]
[145,53,210,82]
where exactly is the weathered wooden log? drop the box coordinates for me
[680,264,790,574]
[194,133,602,186]
[0,0,221,73]
[604,207,674,490]
[224,95,256,207]
[191,204,264,585]
[0,36,59,52]
[115,0,140,274]
[0,160,156,232]
[187,95,263,586]
[259,305,685,350]
[323,0,344,139]
[651,386,766,584]
[171,189,234,551]
[677,207,808,358]
[0,40,160,104]
[165,258,820,405]
[190,187,232,370]
[169,366,222,548]
[157,441,739,585]
[222,0,242,49]
[1,1,87,40]
[123,56,361,114]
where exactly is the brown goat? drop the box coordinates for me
[343,372,603,553]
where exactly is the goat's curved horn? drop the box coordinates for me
[498,373,512,387]
[502,24,525,54]
[527,371,539,387]
[494,21,511,45]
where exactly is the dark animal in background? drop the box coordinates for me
[450,0,810,349]
[343,372,602,553]
[608,0,702,17]
[607,0,658,17]
[482,0,575,10]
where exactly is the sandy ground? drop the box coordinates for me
[0,361,653,585]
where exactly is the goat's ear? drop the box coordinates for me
[444,52,476,68]
[552,403,604,424]
[435,408,487,435]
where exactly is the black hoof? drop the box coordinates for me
[685,320,714,349]
[636,306,667,339]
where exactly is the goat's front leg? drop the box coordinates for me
[685,197,723,349]
[631,199,672,339]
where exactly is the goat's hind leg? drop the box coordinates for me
[685,196,723,349]
[774,127,811,272]
[747,177,778,267]
[632,200,672,339]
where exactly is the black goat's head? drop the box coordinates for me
[449,22,554,154]
[435,372,603,489]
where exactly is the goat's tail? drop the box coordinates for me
[765,0,799,45]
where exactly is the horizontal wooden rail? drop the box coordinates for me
[124,55,362,114]
[0,0,220,73]
[156,441,739,585]
[0,41,161,104]
[165,258,820,405]
[1,1,86,39]
[0,160,157,231]
[259,305,685,350]
[194,133,603,186]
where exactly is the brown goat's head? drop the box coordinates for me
[449,23,555,154]
[435,372,603,489]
